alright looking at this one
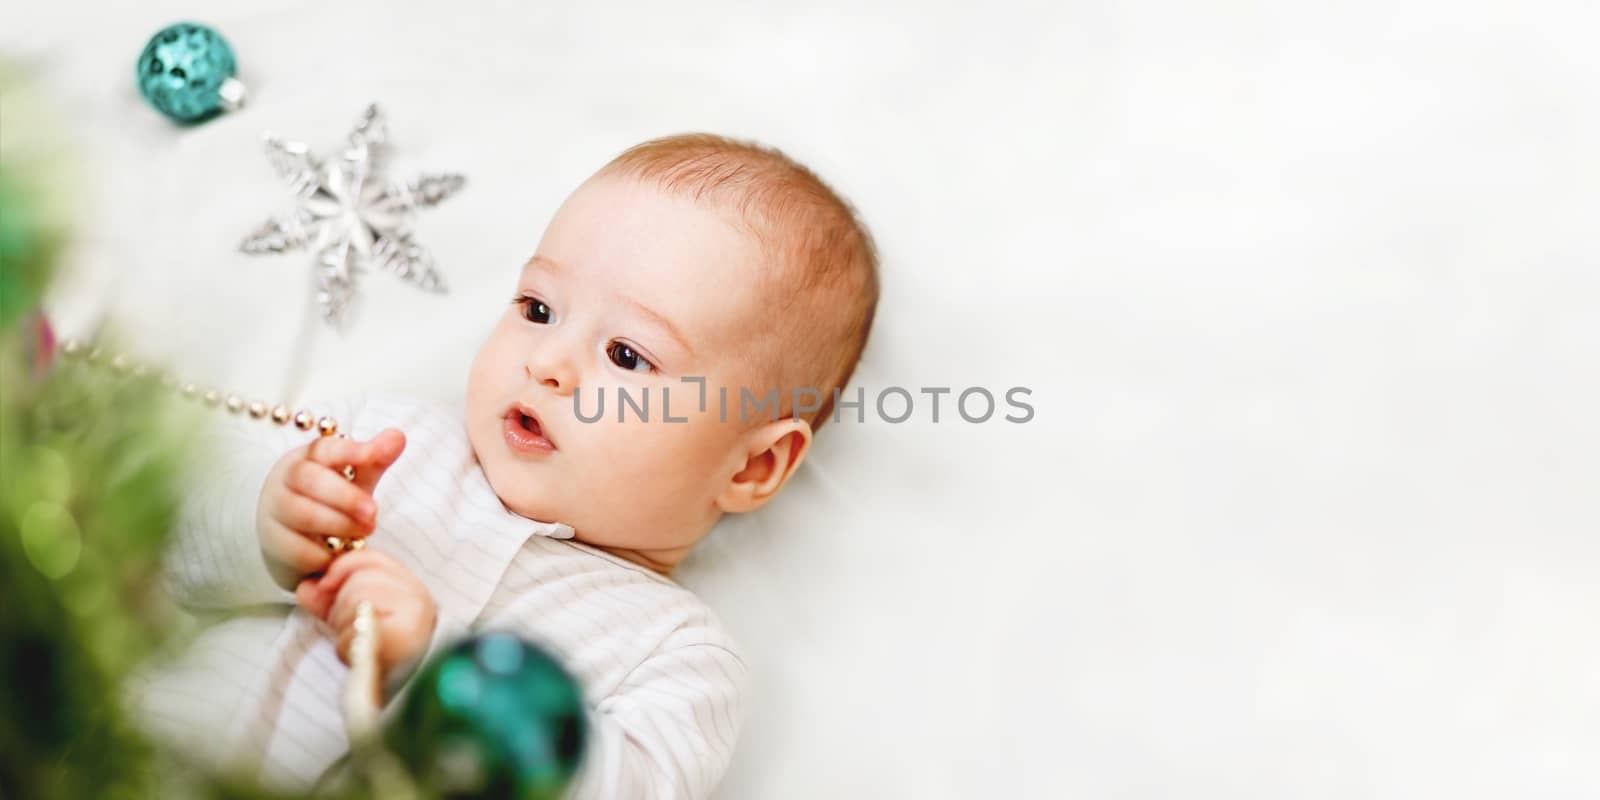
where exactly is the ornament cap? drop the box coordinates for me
[217,76,248,111]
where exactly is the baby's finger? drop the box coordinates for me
[349,429,406,494]
[314,549,398,602]
[304,435,369,470]
[267,521,334,583]
[278,493,369,541]
[355,428,406,469]
[328,573,396,633]
[299,565,378,625]
[285,461,376,527]
[295,576,333,619]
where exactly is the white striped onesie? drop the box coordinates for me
[132,394,747,799]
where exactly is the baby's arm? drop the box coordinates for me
[567,641,747,799]
[569,640,748,799]
[160,424,299,609]
[467,612,745,800]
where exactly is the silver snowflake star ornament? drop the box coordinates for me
[240,103,465,326]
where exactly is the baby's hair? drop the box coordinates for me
[598,133,880,433]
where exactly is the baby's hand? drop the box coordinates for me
[295,550,438,684]
[257,428,406,590]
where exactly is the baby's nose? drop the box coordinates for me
[526,349,577,395]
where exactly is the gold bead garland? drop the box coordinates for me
[58,338,388,724]
[59,338,365,556]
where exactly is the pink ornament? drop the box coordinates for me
[30,312,56,376]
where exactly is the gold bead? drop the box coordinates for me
[247,401,267,419]
[341,465,356,481]
[225,395,244,413]
[270,405,291,424]
[293,410,314,430]
[347,538,366,552]
[61,339,82,357]
[324,536,346,553]
[180,383,198,399]
[317,416,339,436]
[202,390,221,407]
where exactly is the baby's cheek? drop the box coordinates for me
[465,327,516,397]
[590,429,654,483]
[628,423,726,492]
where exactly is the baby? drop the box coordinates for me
[135,133,879,798]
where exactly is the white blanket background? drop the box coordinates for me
[4,1,1598,797]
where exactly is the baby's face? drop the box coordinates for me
[465,173,772,565]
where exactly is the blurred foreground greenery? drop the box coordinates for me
[2,61,584,800]
[0,62,299,800]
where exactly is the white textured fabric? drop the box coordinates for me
[134,394,746,798]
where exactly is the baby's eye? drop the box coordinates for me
[514,295,553,324]
[606,341,654,374]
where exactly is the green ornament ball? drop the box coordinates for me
[386,634,588,799]
[134,22,243,124]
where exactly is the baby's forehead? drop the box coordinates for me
[541,178,776,284]
[520,229,767,297]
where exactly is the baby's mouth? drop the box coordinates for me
[505,404,557,451]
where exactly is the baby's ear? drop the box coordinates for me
[715,417,813,514]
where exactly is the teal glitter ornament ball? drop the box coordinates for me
[135,22,245,123]
[387,634,588,799]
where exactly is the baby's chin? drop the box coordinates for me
[470,445,567,526]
